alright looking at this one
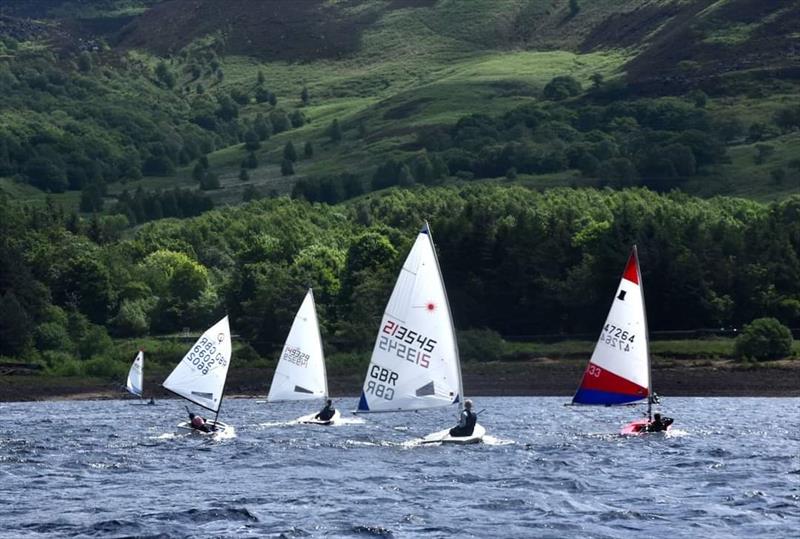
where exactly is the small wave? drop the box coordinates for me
[152,506,259,524]
[212,426,236,440]
[334,416,366,426]
[482,435,514,446]
[257,420,295,428]
[153,433,177,440]
[665,428,689,438]
[351,524,394,538]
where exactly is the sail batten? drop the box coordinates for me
[267,289,327,402]
[162,316,232,413]
[357,222,461,413]
[572,247,650,406]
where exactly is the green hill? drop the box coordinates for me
[0,0,799,216]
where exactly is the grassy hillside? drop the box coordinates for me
[0,0,799,216]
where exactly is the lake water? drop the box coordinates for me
[0,397,797,538]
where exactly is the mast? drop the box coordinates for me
[634,245,653,421]
[424,220,464,418]
[311,288,329,400]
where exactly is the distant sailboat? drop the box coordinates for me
[355,222,484,444]
[126,350,144,398]
[163,316,233,435]
[267,288,339,425]
[571,246,672,434]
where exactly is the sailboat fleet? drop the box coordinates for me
[141,223,671,439]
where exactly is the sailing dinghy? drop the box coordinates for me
[163,316,233,435]
[355,222,484,444]
[571,246,672,435]
[125,350,146,401]
[267,288,340,425]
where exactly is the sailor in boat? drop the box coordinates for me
[645,413,673,433]
[314,399,335,421]
[449,399,477,437]
[188,411,215,433]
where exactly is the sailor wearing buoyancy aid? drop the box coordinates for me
[449,399,477,437]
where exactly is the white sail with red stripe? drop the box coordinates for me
[572,246,650,405]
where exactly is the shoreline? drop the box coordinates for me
[2,358,798,402]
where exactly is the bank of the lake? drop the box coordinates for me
[1,358,797,402]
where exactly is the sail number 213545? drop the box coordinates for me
[600,324,635,352]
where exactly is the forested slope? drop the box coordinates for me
[3,185,800,369]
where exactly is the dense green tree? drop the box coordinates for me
[0,292,33,355]
[329,119,342,142]
[304,141,314,158]
[543,76,582,101]
[283,141,297,162]
[281,159,295,176]
[254,114,272,140]
[244,130,260,151]
[242,152,258,169]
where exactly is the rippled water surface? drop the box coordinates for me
[0,397,797,538]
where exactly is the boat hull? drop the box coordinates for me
[298,409,341,425]
[420,423,485,445]
[620,418,672,436]
[176,419,229,436]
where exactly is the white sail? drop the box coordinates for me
[572,247,650,405]
[126,350,144,397]
[357,223,462,413]
[267,289,327,402]
[163,316,232,412]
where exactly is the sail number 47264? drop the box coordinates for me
[600,324,635,352]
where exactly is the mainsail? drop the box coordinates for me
[572,246,651,405]
[126,350,144,397]
[357,222,463,413]
[163,316,232,413]
[267,288,328,402]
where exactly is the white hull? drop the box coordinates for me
[420,423,485,445]
[176,419,230,436]
[297,409,341,425]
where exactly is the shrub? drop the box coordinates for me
[458,328,507,362]
[734,317,793,361]
[47,356,83,376]
[84,356,127,379]
[34,322,73,351]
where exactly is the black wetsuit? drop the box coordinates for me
[646,416,674,432]
[449,409,477,437]
[315,405,335,421]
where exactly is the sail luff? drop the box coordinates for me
[310,289,330,400]
[634,245,654,421]
[425,220,464,417]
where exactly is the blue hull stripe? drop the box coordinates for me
[357,391,370,411]
[572,388,645,405]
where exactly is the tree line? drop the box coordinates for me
[2,185,799,367]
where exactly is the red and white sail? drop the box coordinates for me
[572,247,650,405]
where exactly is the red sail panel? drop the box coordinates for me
[578,361,648,397]
[621,250,639,285]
